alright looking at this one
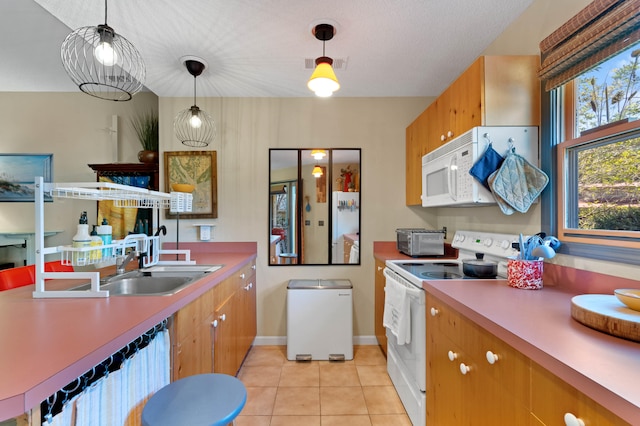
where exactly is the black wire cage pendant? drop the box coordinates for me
[60,0,145,101]
[174,57,216,147]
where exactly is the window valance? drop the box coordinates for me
[538,0,640,91]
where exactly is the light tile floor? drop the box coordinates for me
[235,345,411,426]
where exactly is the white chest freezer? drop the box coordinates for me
[287,279,353,361]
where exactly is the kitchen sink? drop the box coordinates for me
[69,264,223,296]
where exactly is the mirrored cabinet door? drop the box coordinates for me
[269,148,360,266]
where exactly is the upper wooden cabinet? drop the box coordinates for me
[405,55,541,206]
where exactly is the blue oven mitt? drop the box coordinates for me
[469,143,504,191]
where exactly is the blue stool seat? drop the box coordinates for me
[142,373,247,426]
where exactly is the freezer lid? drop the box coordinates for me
[287,279,352,289]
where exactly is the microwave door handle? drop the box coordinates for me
[448,154,457,201]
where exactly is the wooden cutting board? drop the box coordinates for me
[571,294,640,343]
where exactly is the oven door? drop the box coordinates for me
[383,268,426,392]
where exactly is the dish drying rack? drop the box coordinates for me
[32,177,194,298]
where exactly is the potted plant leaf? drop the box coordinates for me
[131,110,159,163]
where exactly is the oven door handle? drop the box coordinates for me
[383,268,425,299]
[448,153,457,201]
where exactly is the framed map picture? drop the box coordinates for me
[164,150,217,219]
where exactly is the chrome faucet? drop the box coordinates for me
[116,251,140,275]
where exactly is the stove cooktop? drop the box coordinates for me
[391,261,497,280]
[386,230,523,283]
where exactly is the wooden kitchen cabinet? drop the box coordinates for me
[172,258,257,380]
[426,293,530,425]
[530,362,630,426]
[236,261,257,369]
[172,286,215,380]
[374,258,387,356]
[405,55,540,205]
[426,292,632,426]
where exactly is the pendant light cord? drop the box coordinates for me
[104,0,108,25]
[193,76,197,106]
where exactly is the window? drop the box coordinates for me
[557,45,640,249]
[539,1,640,261]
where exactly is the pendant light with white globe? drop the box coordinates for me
[60,0,145,101]
[308,24,340,97]
[174,57,216,147]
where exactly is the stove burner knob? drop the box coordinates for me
[455,234,465,243]
[500,240,511,250]
[483,237,493,246]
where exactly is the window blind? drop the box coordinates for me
[538,0,640,91]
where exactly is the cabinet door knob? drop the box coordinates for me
[219,314,226,321]
[252,264,256,270]
[564,413,585,426]
[459,363,471,375]
[430,307,439,317]
[447,130,454,138]
[440,134,446,141]
[212,320,218,328]
[447,350,458,362]
[485,351,499,365]
[240,273,246,279]
[377,266,383,271]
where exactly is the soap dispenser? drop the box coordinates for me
[72,211,91,265]
[96,218,113,258]
[89,225,103,261]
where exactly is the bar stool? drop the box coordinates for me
[142,374,247,426]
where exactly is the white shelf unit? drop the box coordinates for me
[32,177,194,298]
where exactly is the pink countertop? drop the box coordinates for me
[0,242,256,421]
[375,243,640,424]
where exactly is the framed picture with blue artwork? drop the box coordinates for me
[0,154,53,202]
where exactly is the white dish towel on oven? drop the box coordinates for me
[383,278,411,345]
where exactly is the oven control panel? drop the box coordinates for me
[451,230,522,259]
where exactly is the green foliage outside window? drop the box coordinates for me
[572,45,640,232]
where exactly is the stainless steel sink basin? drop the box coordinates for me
[70,264,223,296]
[103,276,194,295]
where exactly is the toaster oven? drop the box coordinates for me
[396,228,445,257]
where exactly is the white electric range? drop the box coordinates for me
[383,230,522,426]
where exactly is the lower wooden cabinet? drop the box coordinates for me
[530,362,630,426]
[374,258,387,356]
[172,259,257,380]
[426,293,632,426]
[426,293,529,425]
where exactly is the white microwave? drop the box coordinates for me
[421,126,539,207]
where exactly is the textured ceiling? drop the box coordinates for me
[2,0,535,98]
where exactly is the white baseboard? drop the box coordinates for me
[253,335,379,346]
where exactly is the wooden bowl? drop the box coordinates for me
[171,183,195,193]
[614,289,640,311]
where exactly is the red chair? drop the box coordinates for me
[44,260,74,272]
[0,265,35,291]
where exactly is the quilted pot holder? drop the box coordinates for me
[488,151,549,214]
[469,143,504,191]
[487,170,515,215]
